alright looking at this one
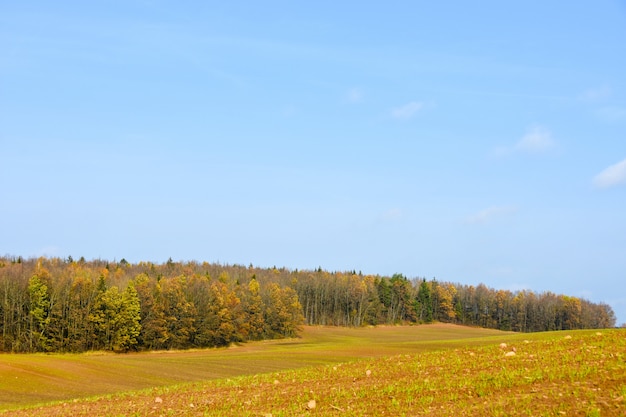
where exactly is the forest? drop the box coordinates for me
[0,256,616,353]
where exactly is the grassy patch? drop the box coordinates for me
[0,324,506,410]
[3,326,625,416]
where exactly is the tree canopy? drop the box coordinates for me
[0,256,616,353]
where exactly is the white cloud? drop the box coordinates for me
[593,158,626,189]
[347,87,363,103]
[492,126,555,157]
[503,282,531,292]
[514,126,555,152]
[380,208,403,221]
[391,101,423,120]
[281,105,297,118]
[595,106,626,123]
[580,85,612,102]
[577,85,626,123]
[35,246,62,257]
[466,206,517,225]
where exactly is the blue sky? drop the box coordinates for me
[1,1,625,324]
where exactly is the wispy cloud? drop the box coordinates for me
[35,246,62,257]
[391,101,423,120]
[281,105,297,118]
[465,205,517,225]
[595,106,626,123]
[492,126,555,157]
[577,85,626,123]
[515,126,555,152]
[346,87,364,103]
[579,85,612,102]
[593,158,626,189]
[380,208,403,221]
[503,282,531,292]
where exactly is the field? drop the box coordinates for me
[1,324,625,416]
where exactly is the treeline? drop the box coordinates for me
[0,257,302,353]
[292,271,616,331]
[0,256,616,353]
